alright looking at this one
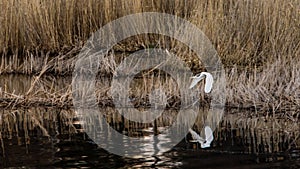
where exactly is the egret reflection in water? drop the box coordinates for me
[189,126,214,148]
[189,72,214,148]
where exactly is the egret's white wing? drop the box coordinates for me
[189,74,205,89]
[203,73,213,93]
[204,126,214,144]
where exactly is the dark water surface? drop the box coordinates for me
[0,108,299,169]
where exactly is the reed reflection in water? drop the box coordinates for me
[1,107,299,168]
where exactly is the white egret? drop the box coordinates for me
[189,126,214,148]
[189,72,213,93]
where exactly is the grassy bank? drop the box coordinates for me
[0,0,299,112]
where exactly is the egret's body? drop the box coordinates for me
[189,72,213,93]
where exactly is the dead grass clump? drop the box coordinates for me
[226,57,300,113]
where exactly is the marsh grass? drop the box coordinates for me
[227,57,300,112]
[0,0,299,70]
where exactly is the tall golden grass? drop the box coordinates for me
[0,0,196,55]
[0,0,299,67]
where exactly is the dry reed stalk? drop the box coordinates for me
[0,130,4,157]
